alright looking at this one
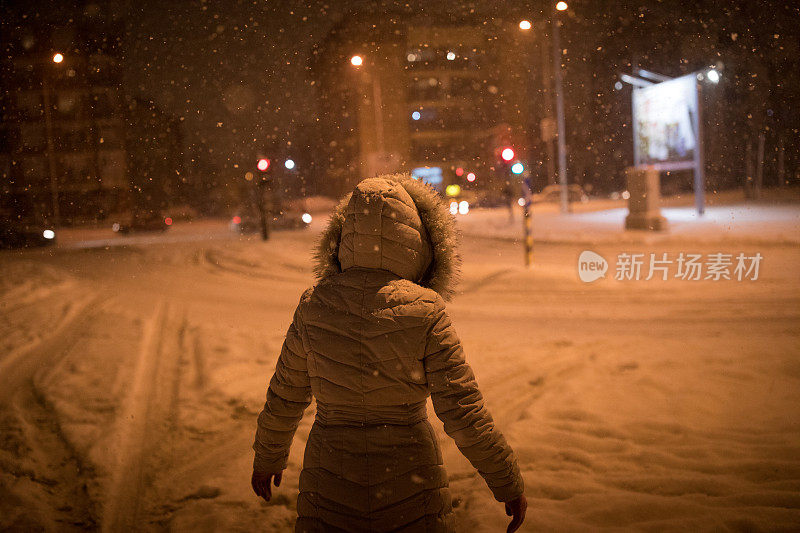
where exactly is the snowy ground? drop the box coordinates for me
[460,189,800,246]
[1,205,799,531]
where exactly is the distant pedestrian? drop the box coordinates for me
[252,174,526,532]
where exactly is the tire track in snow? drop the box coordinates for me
[102,300,185,532]
[0,291,101,404]
[0,292,110,530]
[458,268,515,295]
[199,247,310,283]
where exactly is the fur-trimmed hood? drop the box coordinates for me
[314,173,460,300]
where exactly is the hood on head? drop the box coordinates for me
[314,173,460,300]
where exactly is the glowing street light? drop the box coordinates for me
[518,20,532,31]
[349,53,386,171]
[284,158,295,170]
[553,0,570,213]
[43,52,67,226]
[707,69,720,83]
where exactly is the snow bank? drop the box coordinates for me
[457,202,800,246]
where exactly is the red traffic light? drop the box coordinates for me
[501,147,515,162]
[257,158,271,171]
[455,167,464,177]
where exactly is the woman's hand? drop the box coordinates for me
[251,470,282,502]
[505,494,527,533]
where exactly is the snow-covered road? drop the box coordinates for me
[1,224,799,531]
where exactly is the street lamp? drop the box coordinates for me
[349,53,386,175]
[551,3,570,214]
[515,3,572,267]
[518,7,568,211]
[43,52,65,226]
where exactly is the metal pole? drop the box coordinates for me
[538,26,556,185]
[755,131,765,201]
[777,136,785,188]
[42,73,60,226]
[521,176,533,268]
[256,180,270,241]
[552,12,569,214]
[694,82,706,215]
[371,73,385,154]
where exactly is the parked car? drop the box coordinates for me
[230,200,312,234]
[533,184,589,204]
[112,212,172,233]
[0,219,56,249]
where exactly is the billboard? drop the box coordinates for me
[632,74,699,169]
[411,166,443,188]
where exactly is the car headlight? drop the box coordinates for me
[301,213,312,224]
[42,229,55,239]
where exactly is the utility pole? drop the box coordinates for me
[540,31,557,186]
[552,6,570,214]
[371,74,385,155]
[255,158,271,240]
[42,68,60,226]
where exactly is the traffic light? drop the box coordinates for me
[257,158,270,172]
[501,147,515,162]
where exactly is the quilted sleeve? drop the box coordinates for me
[252,299,313,473]
[423,296,524,502]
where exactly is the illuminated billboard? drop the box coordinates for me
[411,166,443,186]
[632,74,699,169]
